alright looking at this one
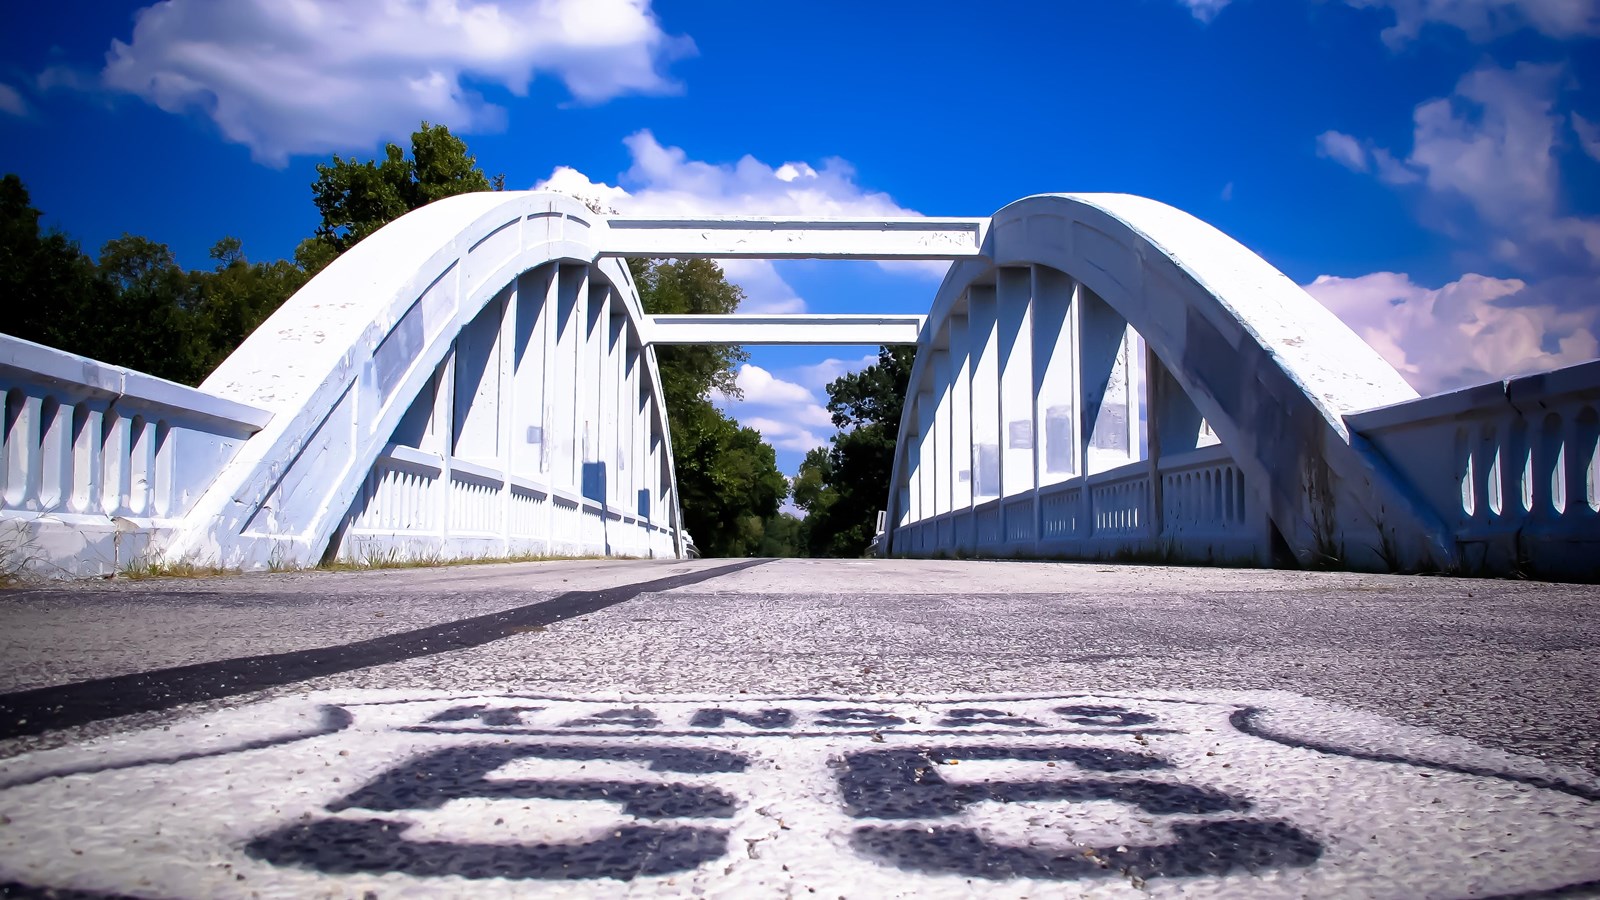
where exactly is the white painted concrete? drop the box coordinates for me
[601,216,988,260]
[884,193,1453,572]
[645,314,924,346]
[0,334,271,577]
[4,190,1597,579]
[1345,359,1600,580]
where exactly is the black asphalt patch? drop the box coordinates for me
[0,560,767,740]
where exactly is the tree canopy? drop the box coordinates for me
[627,257,789,557]
[307,122,501,257]
[793,345,915,557]
[2,123,804,559]
[2,174,310,384]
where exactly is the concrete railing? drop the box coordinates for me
[1348,359,1600,579]
[890,443,1270,565]
[1,334,271,576]
[338,443,676,564]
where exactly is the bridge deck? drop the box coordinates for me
[1,559,1596,896]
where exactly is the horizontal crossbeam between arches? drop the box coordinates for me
[600,217,990,260]
[644,314,925,346]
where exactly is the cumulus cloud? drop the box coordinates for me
[556,129,924,220]
[726,363,820,408]
[1408,64,1563,228]
[711,365,834,454]
[741,418,830,454]
[97,0,692,164]
[790,353,879,392]
[1343,0,1600,46]
[1574,113,1600,163]
[1312,61,1600,391]
[1176,0,1232,21]
[537,130,940,313]
[0,83,27,116]
[1319,62,1600,271]
[1316,130,1369,172]
[1306,271,1599,393]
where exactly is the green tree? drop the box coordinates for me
[308,121,497,256]
[627,257,749,410]
[670,402,789,556]
[189,237,314,377]
[92,233,205,382]
[756,512,806,557]
[1,174,116,362]
[796,345,915,557]
[3,175,317,386]
[627,257,790,557]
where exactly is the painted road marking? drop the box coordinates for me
[1,692,1597,898]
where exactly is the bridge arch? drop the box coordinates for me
[8,189,1590,578]
[884,193,1455,569]
[165,191,685,568]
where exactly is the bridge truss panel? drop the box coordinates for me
[883,193,1452,571]
[161,191,685,569]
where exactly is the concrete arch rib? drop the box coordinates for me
[165,191,683,568]
[887,193,1454,570]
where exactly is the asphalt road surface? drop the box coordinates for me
[0,558,1596,898]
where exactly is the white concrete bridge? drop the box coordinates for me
[1,191,1596,579]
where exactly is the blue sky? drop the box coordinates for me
[3,0,1598,480]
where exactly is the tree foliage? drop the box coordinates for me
[308,122,499,257]
[2,174,310,384]
[627,257,787,557]
[2,174,115,363]
[627,258,749,411]
[2,123,494,385]
[3,125,792,560]
[794,345,915,557]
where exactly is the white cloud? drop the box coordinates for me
[98,0,692,165]
[712,365,835,455]
[1311,62,1600,390]
[0,83,27,116]
[1574,113,1600,163]
[717,259,806,315]
[1371,146,1422,185]
[1343,0,1600,46]
[1305,271,1599,393]
[1316,130,1369,172]
[789,353,879,392]
[741,417,830,454]
[602,129,921,220]
[1177,0,1232,21]
[538,130,941,314]
[728,364,818,408]
[1408,63,1563,228]
[1323,63,1598,272]
[35,65,97,94]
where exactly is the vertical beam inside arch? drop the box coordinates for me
[511,268,550,483]
[1079,287,1138,476]
[1032,267,1077,485]
[947,314,973,525]
[931,347,953,518]
[968,286,1001,502]
[997,267,1035,500]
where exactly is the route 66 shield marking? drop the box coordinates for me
[0,690,1596,898]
